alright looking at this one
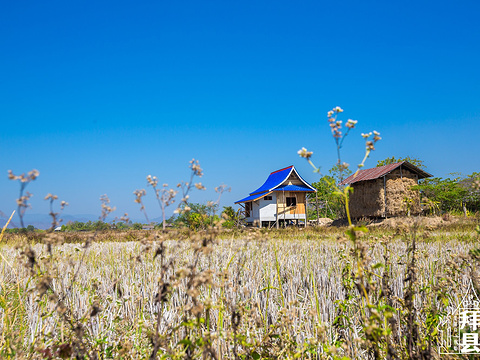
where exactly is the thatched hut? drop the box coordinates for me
[339,162,432,218]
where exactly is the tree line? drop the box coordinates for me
[52,205,240,232]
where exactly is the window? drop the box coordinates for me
[264,195,272,200]
[286,197,296,207]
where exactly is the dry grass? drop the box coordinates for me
[348,175,422,218]
[0,223,478,358]
[386,177,422,216]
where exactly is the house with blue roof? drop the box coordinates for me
[235,165,317,228]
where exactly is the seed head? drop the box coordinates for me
[346,119,357,129]
[195,182,206,190]
[297,147,313,160]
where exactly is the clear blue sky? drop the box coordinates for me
[1,0,479,222]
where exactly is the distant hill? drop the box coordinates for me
[0,210,167,230]
[0,213,97,230]
[0,213,145,230]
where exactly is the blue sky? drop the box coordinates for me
[1,0,479,223]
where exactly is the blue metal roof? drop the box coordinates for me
[235,165,317,204]
[234,191,269,204]
[273,184,315,192]
[249,166,294,195]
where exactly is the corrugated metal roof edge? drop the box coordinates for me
[270,165,294,175]
[257,166,317,193]
[249,166,294,195]
[273,188,316,192]
[401,162,433,179]
[339,161,433,185]
[338,162,400,185]
[340,163,399,185]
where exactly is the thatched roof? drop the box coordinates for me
[339,161,432,186]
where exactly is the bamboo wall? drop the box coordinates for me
[276,191,306,215]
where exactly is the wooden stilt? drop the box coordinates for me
[276,194,279,229]
[305,192,308,228]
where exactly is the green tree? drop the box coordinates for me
[62,221,86,231]
[93,220,110,231]
[172,202,219,230]
[221,206,242,228]
[329,163,353,184]
[132,222,142,230]
[414,174,480,215]
[458,172,480,214]
[417,177,463,213]
[308,175,346,220]
[114,221,129,230]
[62,220,113,231]
[377,156,426,170]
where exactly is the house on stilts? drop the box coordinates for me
[338,161,432,219]
[235,165,317,228]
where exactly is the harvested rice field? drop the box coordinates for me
[0,219,479,359]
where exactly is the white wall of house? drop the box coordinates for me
[259,194,277,221]
[244,194,307,224]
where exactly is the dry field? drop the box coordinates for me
[0,219,479,359]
